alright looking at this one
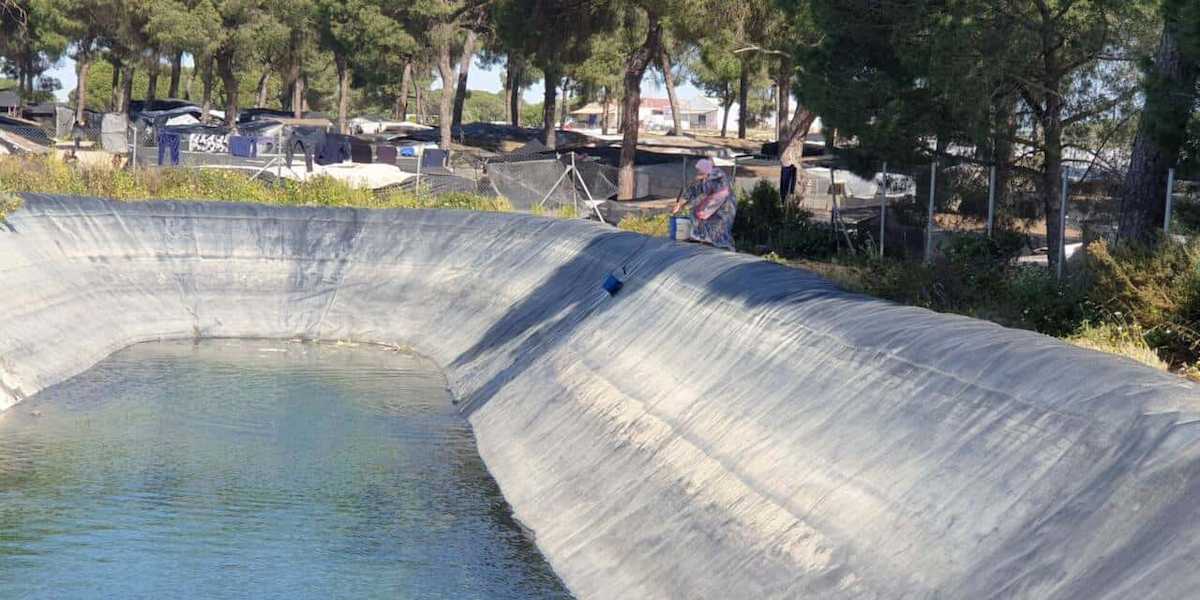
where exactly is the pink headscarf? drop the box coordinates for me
[695,158,715,175]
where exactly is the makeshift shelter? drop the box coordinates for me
[805,167,916,202]
[239,108,328,124]
[100,113,129,153]
[0,129,51,155]
[21,102,57,131]
[247,121,288,154]
[0,115,52,146]
[486,151,618,213]
[132,105,205,130]
[54,106,75,139]
[0,90,20,116]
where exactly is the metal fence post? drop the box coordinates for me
[879,162,888,258]
[1057,170,1069,281]
[415,148,422,196]
[1164,167,1175,235]
[987,165,996,238]
[925,162,936,263]
[571,152,579,212]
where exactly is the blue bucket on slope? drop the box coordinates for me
[602,273,623,296]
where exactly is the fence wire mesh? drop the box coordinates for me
[484,152,617,212]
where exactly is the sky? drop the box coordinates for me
[44,56,708,104]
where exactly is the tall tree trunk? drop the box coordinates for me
[397,62,411,121]
[776,57,791,142]
[1119,25,1199,243]
[75,55,90,124]
[109,57,122,111]
[145,52,160,102]
[216,52,238,130]
[509,55,523,127]
[659,47,682,135]
[559,77,570,128]
[335,55,350,134]
[779,107,815,167]
[541,67,559,149]
[503,64,514,124]
[617,12,663,201]
[435,33,456,150]
[721,89,732,138]
[256,70,270,108]
[292,73,305,118]
[1034,76,1066,267]
[286,30,303,117]
[1042,110,1064,268]
[737,57,749,139]
[415,79,424,124]
[201,57,214,121]
[119,63,134,114]
[990,93,1018,222]
[452,29,478,131]
[601,86,610,135]
[168,50,183,98]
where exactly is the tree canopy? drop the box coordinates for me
[0,0,1195,237]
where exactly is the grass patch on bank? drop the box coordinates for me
[1068,322,1171,371]
[618,213,670,237]
[0,155,508,212]
[0,192,20,220]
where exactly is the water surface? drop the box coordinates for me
[0,340,570,599]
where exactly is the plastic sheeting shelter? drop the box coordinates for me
[100,113,129,153]
[486,153,618,212]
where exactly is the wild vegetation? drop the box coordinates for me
[732,181,1200,379]
[0,155,511,211]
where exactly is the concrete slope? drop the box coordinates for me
[1,194,1199,599]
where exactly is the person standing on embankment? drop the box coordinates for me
[672,158,737,250]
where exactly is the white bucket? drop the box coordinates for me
[670,217,692,241]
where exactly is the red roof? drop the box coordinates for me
[640,98,673,110]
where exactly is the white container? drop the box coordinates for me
[670,216,692,241]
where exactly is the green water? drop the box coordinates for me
[0,340,571,599]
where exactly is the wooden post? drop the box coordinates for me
[987,165,996,238]
[925,162,936,262]
[879,162,887,258]
[1057,170,1069,281]
[1164,167,1176,234]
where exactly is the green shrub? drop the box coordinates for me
[733,180,836,258]
[1002,265,1088,336]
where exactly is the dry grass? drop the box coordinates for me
[1067,323,1171,372]
[0,155,508,213]
[617,213,670,237]
[0,192,20,220]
